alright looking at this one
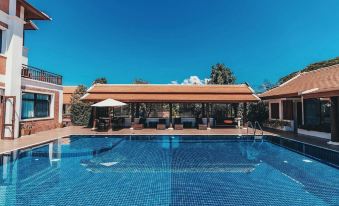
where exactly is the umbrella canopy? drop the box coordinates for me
[91,98,127,108]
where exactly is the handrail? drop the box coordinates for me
[246,121,255,135]
[21,64,63,85]
[254,121,264,136]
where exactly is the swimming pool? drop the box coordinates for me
[0,135,338,206]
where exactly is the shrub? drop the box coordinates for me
[247,101,269,124]
[70,85,92,126]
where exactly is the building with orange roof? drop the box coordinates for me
[62,86,77,115]
[260,64,339,144]
[81,83,259,129]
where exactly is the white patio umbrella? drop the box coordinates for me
[91,98,126,108]
[91,99,127,130]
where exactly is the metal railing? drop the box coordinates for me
[21,64,62,85]
[246,121,255,135]
[254,121,264,136]
[247,121,264,136]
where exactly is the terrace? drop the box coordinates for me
[21,64,63,85]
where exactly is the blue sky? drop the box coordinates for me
[27,0,339,90]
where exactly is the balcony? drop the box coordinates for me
[21,65,62,85]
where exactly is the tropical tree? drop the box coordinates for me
[93,77,108,85]
[278,57,339,84]
[133,78,149,84]
[259,80,275,93]
[209,63,236,85]
[247,101,269,124]
[70,85,92,126]
[208,63,237,120]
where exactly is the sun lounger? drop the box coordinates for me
[157,118,167,130]
[133,118,146,130]
[196,118,207,130]
[174,117,183,130]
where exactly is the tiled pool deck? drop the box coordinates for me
[0,126,338,154]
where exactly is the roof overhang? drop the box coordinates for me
[18,0,51,21]
[81,84,260,103]
[24,20,38,30]
[303,87,339,99]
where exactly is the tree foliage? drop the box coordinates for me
[258,80,276,93]
[278,57,339,84]
[209,63,236,85]
[70,85,92,126]
[93,77,108,85]
[133,78,149,84]
[247,101,269,124]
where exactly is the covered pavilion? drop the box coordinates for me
[81,84,260,129]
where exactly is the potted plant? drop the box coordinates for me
[20,123,33,136]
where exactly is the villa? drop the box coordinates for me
[0,0,63,139]
[0,1,338,206]
[260,64,339,144]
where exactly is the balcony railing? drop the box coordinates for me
[21,65,63,85]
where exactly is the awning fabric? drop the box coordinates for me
[91,98,127,107]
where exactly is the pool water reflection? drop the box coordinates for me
[0,135,338,206]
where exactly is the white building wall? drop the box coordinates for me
[3,0,25,138]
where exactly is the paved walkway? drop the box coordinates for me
[0,126,338,154]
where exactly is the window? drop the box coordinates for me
[303,98,331,132]
[21,93,51,119]
[282,100,293,120]
[270,103,280,119]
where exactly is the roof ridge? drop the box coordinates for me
[96,83,247,87]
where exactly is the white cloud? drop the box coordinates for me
[171,76,210,85]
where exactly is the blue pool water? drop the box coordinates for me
[0,135,338,206]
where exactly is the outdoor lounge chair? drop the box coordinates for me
[223,118,237,127]
[157,118,167,130]
[196,118,207,130]
[133,118,146,130]
[174,117,183,130]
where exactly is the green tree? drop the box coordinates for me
[259,80,275,93]
[247,101,269,124]
[70,85,92,126]
[133,78,149,84]
[278,57,339,84]
[209,63,236,85]
[93,77,108,85]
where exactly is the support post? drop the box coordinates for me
[243,103,248,125]
[329,97,339,145]
[136,103,140,118]
[169,103,173,129]
[293,101,298,134]
[202,103,206,117]
[130,103,135,129]
[91,107,97,130]
[207,103,211,129]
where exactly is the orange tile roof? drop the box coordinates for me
[82,84,260,103]
[63,86,77,104]
[260,64,339,99]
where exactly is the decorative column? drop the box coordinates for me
[207,103,211,129]
[202,103,206,117]
[243,103,248,125]
[293,101,298,134]
[169,103,173,129]
[130,103,135,129]
[91,107,97,130]
[329,97,339,145]
[136,103,140,118]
